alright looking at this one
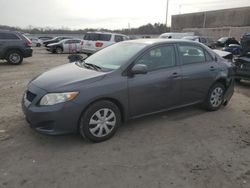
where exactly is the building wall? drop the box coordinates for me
[183,26,250,40]
[171,6,250,40]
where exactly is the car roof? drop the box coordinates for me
[124,38,201,46]
[85,31,127,36]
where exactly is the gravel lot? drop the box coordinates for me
[0,48,250,188]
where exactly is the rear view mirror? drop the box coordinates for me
[131,64,148,75]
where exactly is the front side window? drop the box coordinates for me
[135,45,176,71]
[179,45,206,65]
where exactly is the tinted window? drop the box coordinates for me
[0,33,19,40]
[179,45,206,65]
[84,33,111,41]
[84,33,99,41]
[136,45,176,71]
[115,35,124,42]
[99,34,111,41]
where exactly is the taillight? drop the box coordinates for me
[22,35,32,46]
[26,39,32,46]
[95,42,103,48]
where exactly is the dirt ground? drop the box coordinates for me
[0,48,250,188]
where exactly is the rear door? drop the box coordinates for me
[178,43,219,105]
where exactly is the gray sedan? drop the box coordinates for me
[22,39,234,142]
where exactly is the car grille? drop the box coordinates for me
[26,91,37,102]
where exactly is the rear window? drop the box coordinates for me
[0,33,19,40]
[84,33,111,41]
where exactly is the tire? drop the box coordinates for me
[6,50,23,65]
[79,100,121,142]
[204,83,225,111]
[55,47,63,54]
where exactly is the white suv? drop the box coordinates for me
[82,32,129,55]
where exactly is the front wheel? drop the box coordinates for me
[79,100,121,142]
[55,47,63,54]
[204,83,225,111]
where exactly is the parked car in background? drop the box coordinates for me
[159,32,194,39]
[223,44,242,55]
[38,36,53,41]
[43,36,72,47]
[46,39,83,54]
[82,32,129,55]
[29,37,42,47]
[0,30,33,65]
[240,33,250,55]
[182,36,216,48]
[216,37,239,47]
[234,55,250,82]
[22,39,234,142]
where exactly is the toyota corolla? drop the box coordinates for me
[22,39,234,142]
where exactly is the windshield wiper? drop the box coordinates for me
[84,62,102,71]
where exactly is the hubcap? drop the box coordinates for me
[210,87,223,108]
[9,53,20,64]
[89,108,116,137]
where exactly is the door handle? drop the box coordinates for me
[209,66,216,71]
[171,72,180,78]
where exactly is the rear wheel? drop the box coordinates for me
[79,100,121,142]
[6,50,23,65]
[204,83,225,111]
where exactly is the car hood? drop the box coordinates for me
[31,63,107,91]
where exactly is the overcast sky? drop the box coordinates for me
[0,0,250,30]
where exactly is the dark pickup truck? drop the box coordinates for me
[0,30,33,65]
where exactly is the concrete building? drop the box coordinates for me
[171,6,250,40]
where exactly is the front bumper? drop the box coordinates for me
[22,84,83,135]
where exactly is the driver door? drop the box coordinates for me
[128,45,182,117]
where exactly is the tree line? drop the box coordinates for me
[0,23,170,35]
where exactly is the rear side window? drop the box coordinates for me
[179,45,206,65]
[84,33,111,41]
[0,33,19,40]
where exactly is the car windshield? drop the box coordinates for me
[84,42,146,70]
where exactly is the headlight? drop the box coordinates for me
[40,92,79,106]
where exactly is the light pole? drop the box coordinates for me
[166,0,169,27]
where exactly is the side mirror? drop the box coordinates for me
[131,64,148,75]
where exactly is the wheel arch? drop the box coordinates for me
[78,97,126,129]
[4,48,23,58]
